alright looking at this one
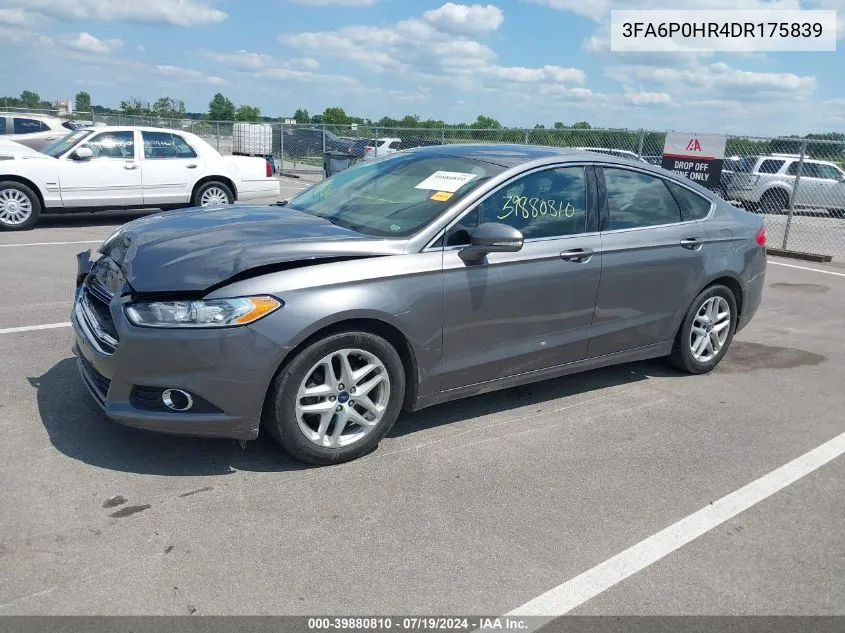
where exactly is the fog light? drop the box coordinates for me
[162,389,193,412]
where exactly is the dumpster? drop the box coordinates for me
[324,151,353,178]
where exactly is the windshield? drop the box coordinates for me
[41,129,94,157]
[285,151,506,238]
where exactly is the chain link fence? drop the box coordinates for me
[4,107,845,260]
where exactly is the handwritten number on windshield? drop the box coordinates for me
[498,196,576,221]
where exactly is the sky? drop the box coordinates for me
[0,0,843,136]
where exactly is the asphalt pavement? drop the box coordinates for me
[0,197,843,616]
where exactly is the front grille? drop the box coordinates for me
[77,352,110,405]
[75,265,120,355]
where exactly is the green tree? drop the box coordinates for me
[208,92,235,121]
[293,108,310,124]
[20,90,41,109]
[150,96,185,119]
[322,106,349,125]
[119,97,150,116]
[74,91,91,114]
[553,121,566,129]
[571,121,591,129]
[472,115,501,129]
[235,105,261,122]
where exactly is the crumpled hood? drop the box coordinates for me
[99,205,403,294]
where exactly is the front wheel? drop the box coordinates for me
[264,331,406,465]
[193,181,234,208]
[669,284,738,374]
[0,181,41,231]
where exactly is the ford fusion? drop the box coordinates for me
[72,144,766,465]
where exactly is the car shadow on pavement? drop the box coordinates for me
[31,357,311,476]
[38,210,158,228]
[33,356,685,476]
[389,359,684,439]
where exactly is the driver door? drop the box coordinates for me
[59,130,143,207]
[439,164,602,391]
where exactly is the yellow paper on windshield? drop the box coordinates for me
[431,191,453,202]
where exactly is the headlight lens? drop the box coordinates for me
[125,296,282,328]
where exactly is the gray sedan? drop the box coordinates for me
[72,145,767,465]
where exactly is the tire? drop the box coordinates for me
[669,284,738,375]
[760,189,788,214]
[263,331,407,465]
[0,181,41,231]
[192,180,234,208]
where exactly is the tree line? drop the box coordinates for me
[2,89,843,158]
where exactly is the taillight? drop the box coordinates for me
[755,224,767,247]
[265,160,273,177]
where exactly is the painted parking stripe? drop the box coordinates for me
[506,428,845,617]
[0,240,102,249]
[0,322,71,335]
[768,260,845,278]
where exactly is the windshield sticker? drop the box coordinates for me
[430,191,453,202]
[414,171,478,193]
[390,224,402,232]
[498,196,578,220]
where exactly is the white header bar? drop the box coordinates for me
[610,9,837,52]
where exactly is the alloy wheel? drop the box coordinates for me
[294,348,391,449]
[690,296,731,363]
[0,188,33,225]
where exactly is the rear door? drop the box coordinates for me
[440,163,602,390]
[140,131,204,205]
[589,165,711,358]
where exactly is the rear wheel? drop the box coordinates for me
[264,331,406,465]
[760,189,788,214]
[0,181,41,231]
[193,181,234,208]
[669,284,738,374]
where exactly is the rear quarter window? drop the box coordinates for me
[665,180,713,221]
[757,159,785,174]
[13,118,47,134]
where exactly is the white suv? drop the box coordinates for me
[725,155,845,214]
[0,112,87,152]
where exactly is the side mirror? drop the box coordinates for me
[72,146,93,160]
[459,222,524,263]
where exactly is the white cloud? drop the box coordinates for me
[0,7,45,25]
[286,0,379,5]
[0,24,52,46]
[624,90,673,106]
[62,32,123,54]
[605,61,816,99]
[199,49,321,73]
[154,64,228,86]
[0,0,227,26]
[138,44,147,52]
[206,75,229,86]
[278,3,589,101]
[422,2,503,35]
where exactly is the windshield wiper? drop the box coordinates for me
[271,199,289,207]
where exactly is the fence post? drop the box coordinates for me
[441,127,446,144]
[524,129,529,144]
[322,124,326,154]
[781,139,807,250]
[636,129,646,158]
[279,122,285,172]
[215,122,220,152]
[374,126,380,157]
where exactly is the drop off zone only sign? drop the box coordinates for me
[661,133,727,189]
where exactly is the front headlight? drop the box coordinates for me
[125,296,282,328]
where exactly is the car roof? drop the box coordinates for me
[405,143,581,167]
[0,112,61,121]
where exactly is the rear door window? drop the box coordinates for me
[13,118,47,134]
[602,168,682,229]
[757,159,785,174]
[665,180,713,221]
[0,117,6,134]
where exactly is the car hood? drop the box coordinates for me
[99,205,405,294]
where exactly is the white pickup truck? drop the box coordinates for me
[0,126,280,230]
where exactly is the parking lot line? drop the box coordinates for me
[506,428,845,617]
[768,260,845,278]
[0,322,71,335]
[0,240,102,249]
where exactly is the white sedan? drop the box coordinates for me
[0,126,280,230]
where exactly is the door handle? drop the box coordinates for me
[186,164,198,169]
[559,248,594,262]
[680,237,703,250]
[124,163,138,170]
